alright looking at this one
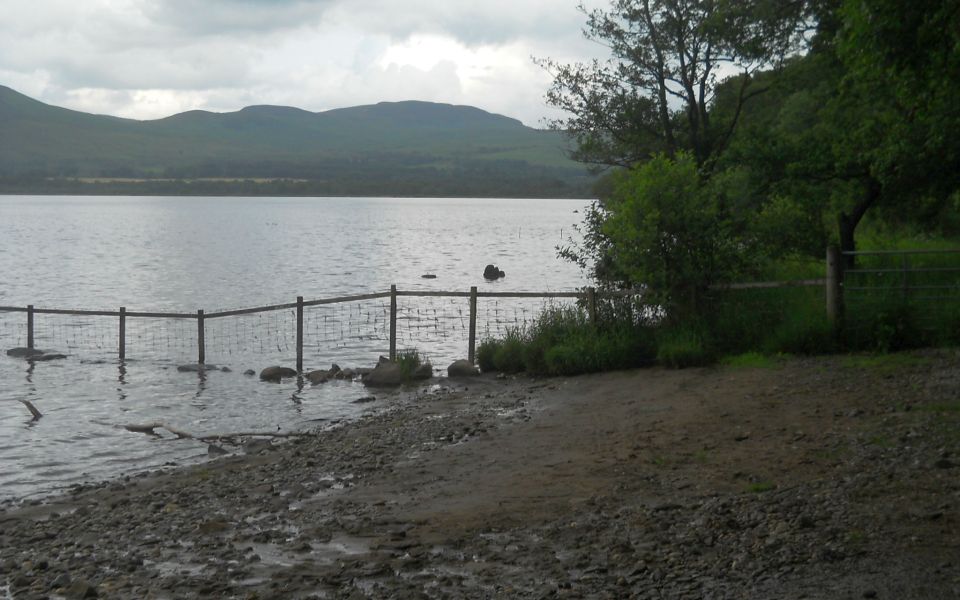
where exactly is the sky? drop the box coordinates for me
[0,0,610,128]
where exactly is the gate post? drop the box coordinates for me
[27,305,34,349]
[389,285,397,362]
[296,296,304,372]
[197,309,205,364]
[826,245,843,327]
[119,307,126,361]
[468,286,478,363]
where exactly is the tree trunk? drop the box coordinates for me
[838,176,881,269]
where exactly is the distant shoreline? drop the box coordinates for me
[0,177,595,199]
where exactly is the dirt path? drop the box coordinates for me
[1,352,959,598]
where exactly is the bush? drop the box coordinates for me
[492,328,527,373]
[395,350,423,380]
[763,308,837,355]
[476,339,501,372]
[656,326,713,368]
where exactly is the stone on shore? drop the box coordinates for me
[363,361,404,387]
[412,363,434,380]
[448,359,479,377]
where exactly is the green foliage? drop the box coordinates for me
[395,350,423,380]
[720,352,780,369]
[655,326,713,369]
[476,339,500,373]
[492,328,527,374]
[564,153,751,319]
[477,305,657,376]
[763,305,836,356]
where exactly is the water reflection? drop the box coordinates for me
[290,375,305,408]
[117,362,127,402]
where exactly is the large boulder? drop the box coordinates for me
[483,264,506,280]
[412,362,434,380]
[447,359,479,377]
[362,361,404,387]
[260,366,298,382]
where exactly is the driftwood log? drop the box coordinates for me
[121,422,310,445]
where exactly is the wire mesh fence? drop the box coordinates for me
[842,250,960,349]
[0,289,588,369]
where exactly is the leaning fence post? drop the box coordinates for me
[119,307,126,361]
[826,245,843,327]
[389,285,397,362]
[468,286,478,364]
[587,286,597,326]
[197,309,205,364]
[27,304,34,349]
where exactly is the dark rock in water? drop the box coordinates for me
[412,363,434,380]
[29,352,66,362]
[363,361,404,387]
[220,366,232,373]
[243,369,256,376]
[306,370,329,385]
[177,363,218,373]
[421,274,437,279]
[483,264,505,280]
[307,364,342,385]
[352,396,377,404]
[260,366,298,382]
[448,359,479,377]
[6,347,44,358]
[207,444,229,457]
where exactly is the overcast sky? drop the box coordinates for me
[0,0,610,127]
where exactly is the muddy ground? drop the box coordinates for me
[1,351,959,599]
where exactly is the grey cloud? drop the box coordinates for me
[147,0,335,36]
[335,0,590,46]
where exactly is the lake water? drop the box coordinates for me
[0,196,589,501]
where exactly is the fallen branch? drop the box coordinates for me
[122,422,311,445]
[18,399,42,420]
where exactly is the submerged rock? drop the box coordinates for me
[177,363,219,373]
[483,264,505,280]
[260,366,298,382]
[6,347,44,358]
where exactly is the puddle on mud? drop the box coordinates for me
[236,535,370,570]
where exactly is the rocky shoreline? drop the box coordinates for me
[1,351,959,599]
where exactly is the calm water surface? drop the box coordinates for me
[0,196,588,500]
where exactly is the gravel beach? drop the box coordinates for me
[2,351,959,599]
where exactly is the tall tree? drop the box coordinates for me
[540,0,813,171]
[831,0,960,257]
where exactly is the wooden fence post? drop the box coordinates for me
[587,287,597,326]
[468,286,478,364]
[119,307,126,361]
[826,245,843,326]
[296,296,304,372]
[197,309,205,364]
[27,304,34,349]
[389,285,397,362]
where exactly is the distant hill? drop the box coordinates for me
[0,85,593,197]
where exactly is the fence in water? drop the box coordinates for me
[0,287,619,368]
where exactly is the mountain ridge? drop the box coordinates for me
[0,85,590,197]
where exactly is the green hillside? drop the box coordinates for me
[0,85,593,197]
